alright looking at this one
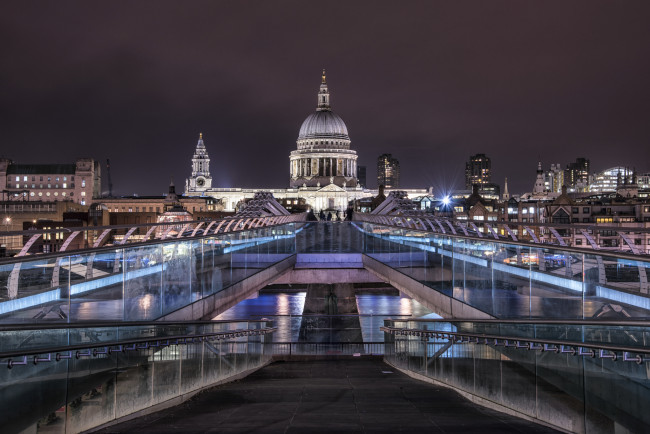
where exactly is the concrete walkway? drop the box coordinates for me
[99,359,558,433]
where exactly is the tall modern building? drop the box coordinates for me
[564,157,590,191]
[357,166,367,188]
[377,154,400,188]
[544,163,564,193]
[465,153,491,188]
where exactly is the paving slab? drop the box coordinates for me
[97,359,559,433]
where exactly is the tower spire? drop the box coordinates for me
[317,69,331,111]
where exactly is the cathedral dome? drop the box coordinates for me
[298,111,349,141]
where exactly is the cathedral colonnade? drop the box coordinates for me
[290,155,357,179]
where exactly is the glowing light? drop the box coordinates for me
[442,196,450,205]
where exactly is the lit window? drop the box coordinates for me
[46,192,51,196]
[81,200,86,205]
[23,176,27,181]
[522,209,528,214]
[62,192,66,197]
[54,192,58,196]
[56,177,60,182]
[63,176,67,181]
[15,176,19,182]
[38,192,42,196]
[128,208,132,212]
[30,192,35,196]
[81,191,86,197]
[529,207,534,213]
[62,183,67,188]
[81,179,86,187]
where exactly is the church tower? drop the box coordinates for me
[187,133,212,192]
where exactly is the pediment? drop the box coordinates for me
[317,184,346,192]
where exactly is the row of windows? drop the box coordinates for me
[8,183,75,189]
[301,140,346,147]
[7,180,86,188]
[18,190,85,197]
[109,206,207,213]
[28,191,83,197]
[113,207,161,213]
[14,175,83,183]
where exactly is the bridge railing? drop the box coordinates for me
[357,220,650,319]
[355,214,650,255]
[0,213,307,257]
[382,318,650,433]
[0,320,274,434]
[0,222,301,324]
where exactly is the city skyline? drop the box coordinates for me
[1,1,649,196]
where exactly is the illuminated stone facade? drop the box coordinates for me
[289,70,358,189]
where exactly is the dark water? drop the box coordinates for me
[213,292,441,341]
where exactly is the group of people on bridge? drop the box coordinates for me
[306,208,354,222]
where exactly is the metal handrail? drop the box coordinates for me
[381,326,650,362]
[1,327,276,364]
[0,218,305,265]
[382,318,650,326]
[0,319,271,332]
[356,216,650,261]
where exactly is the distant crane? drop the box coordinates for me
[106,158,113,197]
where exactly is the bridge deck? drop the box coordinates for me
[98,359,558,433]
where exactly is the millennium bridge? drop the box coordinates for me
[1,213,650,433]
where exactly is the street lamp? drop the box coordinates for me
[2,216,10,256]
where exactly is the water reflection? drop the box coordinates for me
[213,292,441,342]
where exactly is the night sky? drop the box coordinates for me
[2,1,650,196]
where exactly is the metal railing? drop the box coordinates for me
[382,318,650,433]
[381,324,650,364]
[0,319,276,433]
[0,213,307,258]
[267,342,384,357]
[356,213,650,256]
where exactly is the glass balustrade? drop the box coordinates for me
[383,318,650,433]
[0,320,272,434]
[0,224,298,324]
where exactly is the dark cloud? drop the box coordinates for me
[1,1,649,195]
